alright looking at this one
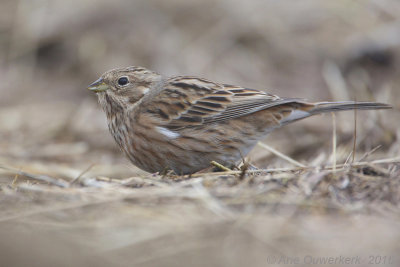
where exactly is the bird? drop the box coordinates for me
[87,66,391,175]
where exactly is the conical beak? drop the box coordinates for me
[87,77,109,92]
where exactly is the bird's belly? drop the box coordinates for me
[111,120,266,175]
[134,134,258,175]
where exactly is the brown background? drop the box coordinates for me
[0,0,399,266]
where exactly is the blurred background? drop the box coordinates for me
[1,0,400,266]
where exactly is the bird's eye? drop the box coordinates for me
[117,77,129,86]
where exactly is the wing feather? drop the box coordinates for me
[141,77,301,130]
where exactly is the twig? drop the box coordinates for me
[11,170,20,188]
[344,151,353,166]
[210,161,232,172]
[331,112,337,174]
[70,164,95,185]
[0,164,69,188]
[352,100,358,163]
[358,145,382,162]
[258,142,306,167]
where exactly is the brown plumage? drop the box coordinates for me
[88,66,391,174]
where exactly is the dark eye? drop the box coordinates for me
[117,76,129,86]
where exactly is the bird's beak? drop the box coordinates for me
[87,77,109,92]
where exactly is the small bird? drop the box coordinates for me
[88,66,391,175]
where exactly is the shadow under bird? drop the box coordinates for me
[87,66,391,175]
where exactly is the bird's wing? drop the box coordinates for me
[141,76,304,130]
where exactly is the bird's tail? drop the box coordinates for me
[309,101,392,115]
[279,101,391,125]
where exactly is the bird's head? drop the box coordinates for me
[87,66,162,110]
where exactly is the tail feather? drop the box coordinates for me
[280,101,391,125]
[309,101,392,115]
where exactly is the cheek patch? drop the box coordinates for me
[137,86,150,95]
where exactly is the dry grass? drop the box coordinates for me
[1,152,400,267]
[1,0,400,266]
